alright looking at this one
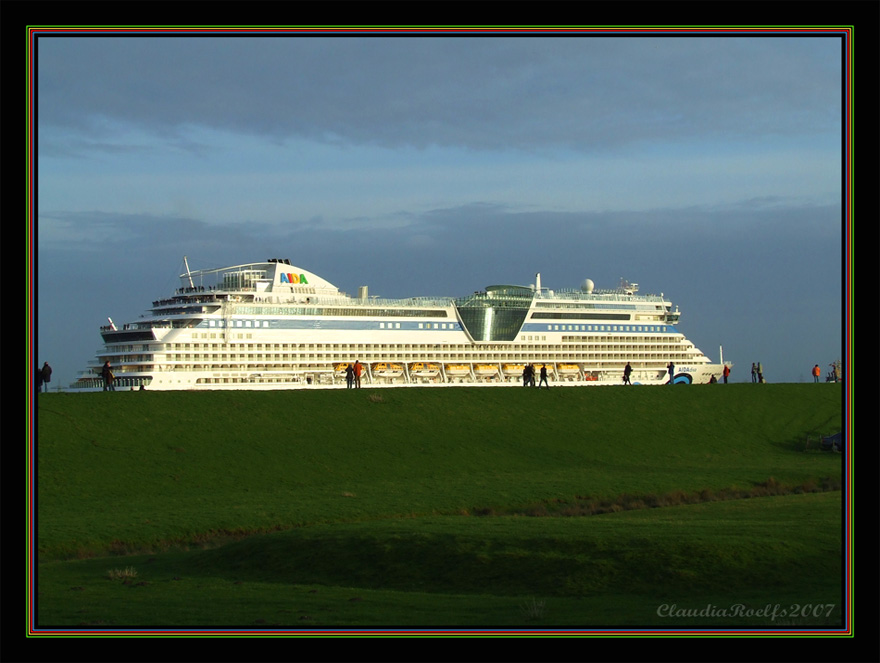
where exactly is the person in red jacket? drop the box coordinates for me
[722,364,730,384]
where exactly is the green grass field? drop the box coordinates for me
[34,383,845,628]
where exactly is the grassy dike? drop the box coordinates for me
[34,383,845,627]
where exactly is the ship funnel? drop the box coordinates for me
[535,273,542,294]
[358,286,369,300]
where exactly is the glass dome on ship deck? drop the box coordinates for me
[454,285,534,342]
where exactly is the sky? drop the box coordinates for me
[34,31,846,387]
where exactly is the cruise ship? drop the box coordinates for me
[70,258,725,391]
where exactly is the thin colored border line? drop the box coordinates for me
[26,24,854,639]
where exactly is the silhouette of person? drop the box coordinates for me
[539,365,550,389]
[102,361,116,391]
[41,362,52,392]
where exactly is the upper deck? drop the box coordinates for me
[127,259,682,333]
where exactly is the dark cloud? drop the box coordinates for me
[37,36,841,152]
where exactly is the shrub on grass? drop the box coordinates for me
[107,567,138,581]
[796,479,818,494]
[751,477,784,497]
[519,597,547,621]
[699,488,717,503]
[468,476,842,521]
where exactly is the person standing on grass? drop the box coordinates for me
[539,365,550,389]
[756,362,764,384]
[722,364,730,384]
[751,363,757,383]
[812,364,821,383]
[345,364,354,389]
[623,362,632,385]
[102,360,115,391]
[41,362,52,392]
[353,360,362,388]
[667,361,675,385]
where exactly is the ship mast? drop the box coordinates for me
[183,256,195,289]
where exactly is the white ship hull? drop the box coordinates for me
[70,260,725,391]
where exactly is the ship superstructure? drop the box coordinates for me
[70,258,724,390]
